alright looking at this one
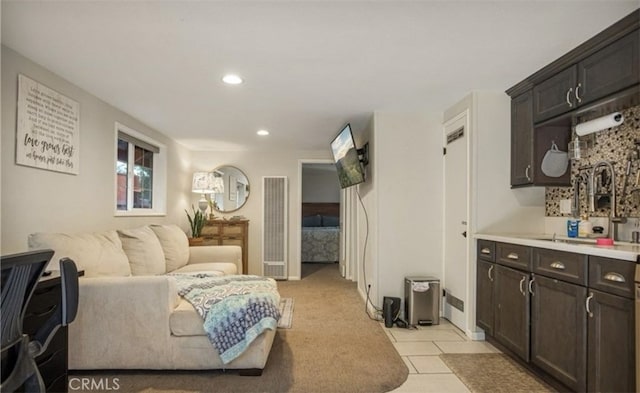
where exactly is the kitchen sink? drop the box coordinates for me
[533,237,598,245]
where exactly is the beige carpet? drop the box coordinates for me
[439,353,556,393]
[72,263,408,393]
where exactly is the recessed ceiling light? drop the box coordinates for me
[257,129,269,136]
[222,74,243,85]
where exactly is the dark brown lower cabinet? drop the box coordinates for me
[494,265,530,361]
[476,260,495,336]
[531,275,587,392]
[587,289,635,393]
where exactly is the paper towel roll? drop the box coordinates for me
[575,112,624,136]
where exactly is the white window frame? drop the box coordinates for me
[114,122,167,217]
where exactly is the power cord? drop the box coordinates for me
[356,188,381,321]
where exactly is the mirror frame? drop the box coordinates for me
[211,165,250,213]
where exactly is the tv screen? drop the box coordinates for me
[330,124,365,189]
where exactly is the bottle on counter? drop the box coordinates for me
[578,215,593,237]
[567,218,579,238]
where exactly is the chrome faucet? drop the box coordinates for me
[588,161,626,240]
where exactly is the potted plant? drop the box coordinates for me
[185,205,206,246]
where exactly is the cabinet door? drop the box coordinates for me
[476,260,495,336]
[578,31,639,106]
[531,275,587,392]
[587,289,635,393]
[494,265,530,361]
[510,91,534,187]
[533,66,577,122]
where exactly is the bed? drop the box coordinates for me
[301,203,340,263]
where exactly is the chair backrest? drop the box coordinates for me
[31,257,80,352]
[1,250,53,391]
[1,250,53,349]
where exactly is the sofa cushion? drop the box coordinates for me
[118,226,166,275]
[170,299,207,336]
[150,224,190,272]
[28,231,131,277]
[172,263,236,275]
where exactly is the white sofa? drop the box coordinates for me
[28,224,277,374]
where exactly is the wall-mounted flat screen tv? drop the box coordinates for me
[330,123,365,189]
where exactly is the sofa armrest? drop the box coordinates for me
[188,245,242,274]
[68,276,179,369]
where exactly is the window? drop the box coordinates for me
[115,123,166,216]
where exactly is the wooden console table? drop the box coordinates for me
[200,220,249,274]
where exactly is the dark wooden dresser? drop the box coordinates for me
[200,219,249,274]
[22,272,69,393]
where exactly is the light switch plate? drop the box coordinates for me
[560,199,572,214]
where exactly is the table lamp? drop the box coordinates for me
[192,172,215,214]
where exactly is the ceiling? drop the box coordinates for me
[2,1,638,152]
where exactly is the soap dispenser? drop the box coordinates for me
[578,215,593,237]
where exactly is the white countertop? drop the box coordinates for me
[474,233,640,262]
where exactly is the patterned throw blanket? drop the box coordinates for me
[171,274,281,364]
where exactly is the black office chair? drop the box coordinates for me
[1,250,79,393]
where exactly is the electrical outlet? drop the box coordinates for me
[560,199,572,214]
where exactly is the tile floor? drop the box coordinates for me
[382,319,501,393]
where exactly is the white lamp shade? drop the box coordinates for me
[192,172,215,193]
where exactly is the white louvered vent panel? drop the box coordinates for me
[262,176,288,279]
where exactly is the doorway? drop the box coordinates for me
[442,111,469,331]
[298,161,341,279]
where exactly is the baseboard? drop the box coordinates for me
[287,275,301,280]
[465,329,485,341]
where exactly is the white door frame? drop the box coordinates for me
[296,159,340,279]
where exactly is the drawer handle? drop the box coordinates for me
[481,248,491,255]
[488,265,494,282]
[586,292,594,318]
[550,261,566,270]
[27,304,57,318]
[603,272,625,283]
[507,252,519,260]
[566,87,573,107]
[519,276,526,296]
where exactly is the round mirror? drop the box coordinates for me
[210,166,250,213]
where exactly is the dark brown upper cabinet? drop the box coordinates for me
[533,67,578,123]
[511,91,534,186]
[578,31,639,107]
[533,31,639,123]
[507,10,639,187]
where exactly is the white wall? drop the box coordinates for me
[372,111,444,309]
[1,46,193,254]
[301,165,340,203]
[189,149,332,278]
